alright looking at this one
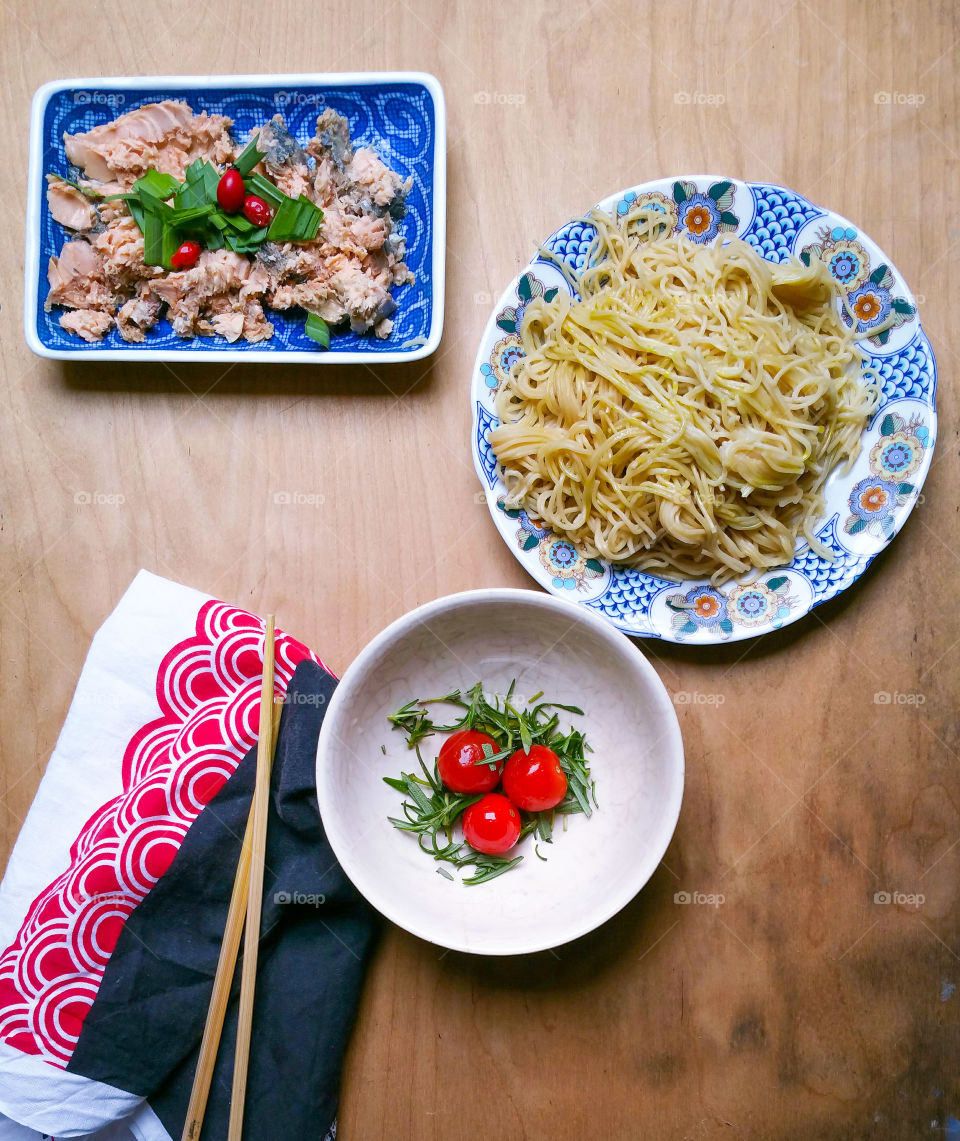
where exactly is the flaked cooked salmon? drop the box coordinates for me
[63,100,234,185]
[46,177,97,232]
[46,102,414,346]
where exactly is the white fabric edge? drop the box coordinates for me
[0,1043,141,1137]
[0,570,210,1138]
[127,1101,173,1141]
[0,570,211,949]
[0,1087,173,1141]
[0,1103,173,1141]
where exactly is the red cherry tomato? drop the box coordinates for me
[242,194,273,228]
[437,729,502,794]
[216,168,245,214]
[169,240,201,270]
[502,744,567,811]
[462,793,521,855]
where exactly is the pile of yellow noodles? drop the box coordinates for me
[490,208,879,583]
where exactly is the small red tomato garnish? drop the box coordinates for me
[437,730,502,794]
[242,194,273,228]
[502,744,567,812]
[462,793,521,855]
[216,168,245,214]
[170,240,201,270]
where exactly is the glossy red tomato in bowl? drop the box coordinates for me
[502,745,567,811]
[462,793,521,855]
[437,729,502,793]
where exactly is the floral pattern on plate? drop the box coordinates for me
[616,180,738,244]
[844,411,931,539]
[666,576,799,641]
[479,273,558,393]
[497,502,604,591]
[800,225,917,347]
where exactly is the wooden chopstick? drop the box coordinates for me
[227,614,276,1140]
[181,618,280,1141]
[180,691,282,1140]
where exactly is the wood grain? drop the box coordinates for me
[1,1,957,1138]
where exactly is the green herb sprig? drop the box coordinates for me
[382,682,596,885]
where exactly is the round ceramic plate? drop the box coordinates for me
[315,589,684,955]
[470,175,938,642]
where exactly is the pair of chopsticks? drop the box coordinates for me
[181,615,278,1141]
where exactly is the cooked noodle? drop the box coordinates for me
[490,207,880,584]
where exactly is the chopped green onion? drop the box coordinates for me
[233,133,266,177]
[126,197,145,232]
[161,224,183,269]
[267,194,323,243]
[243,172,286,211]
[141,210,166,267]
[305,313,330,349]
[220,210,258,233]
[49,174,106,201]
[224,230,268,255]
[175,160,219,209]
[167,203,216,230]
[131,169,180,201]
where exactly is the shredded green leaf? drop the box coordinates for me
[233,133,266,177]
[267,194,323,243]
[131,169,180,201]
[305,313,331,349]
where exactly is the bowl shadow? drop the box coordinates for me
[429,855,681,989]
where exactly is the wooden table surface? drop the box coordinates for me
[2,2,958,1138]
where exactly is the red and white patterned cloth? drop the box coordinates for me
[0,571,327,1140]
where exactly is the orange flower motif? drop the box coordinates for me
[859,484,889,512]
[685,206,713,236]
[853,292,882,322]
[693,594,721,619]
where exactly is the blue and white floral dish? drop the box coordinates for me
[470,176,937,642]
[25,73,445,363]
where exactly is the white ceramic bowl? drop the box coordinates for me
[315,589,684,955]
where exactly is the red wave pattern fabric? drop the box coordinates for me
[0,600,320,1067]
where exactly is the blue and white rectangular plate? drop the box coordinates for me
[25,73,445,363]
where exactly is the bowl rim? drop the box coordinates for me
[315,587,685,955]
[24,71,446,363]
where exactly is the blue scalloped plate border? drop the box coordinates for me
[470,176,937,642]
[25,73,445,363]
